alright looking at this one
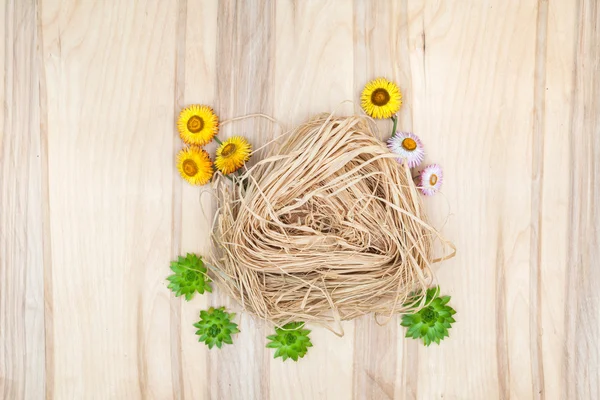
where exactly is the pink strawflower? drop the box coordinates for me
[418,164,443,196]
[387,132,425,168]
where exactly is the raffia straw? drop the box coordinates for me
[207,113,454,335]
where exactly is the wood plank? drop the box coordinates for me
[539,0,577,398]
[352,1,404,399]
[270,2,355,399]
[406,1,539,398]
[39,1,178,397]
[176,1,218,399]
[205,1,276,399]
[0,1,47,399]
[530,0,549,398]
[565,1,600,398]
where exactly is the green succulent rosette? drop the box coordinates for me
[401,286,456,346]
[266,322,313,362]
[166,253,212,300]
[193,307,240,349]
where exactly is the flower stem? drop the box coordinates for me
[391,115,398,136]
[214,136,223,145]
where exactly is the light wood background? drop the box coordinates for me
[1,0,599,399]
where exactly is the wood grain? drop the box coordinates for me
[38,1,178,397]
[565,1,600,399]
[1,0,599,399]
[1,1,46,399]
[271,3,355,399]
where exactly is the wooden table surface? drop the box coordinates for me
[2,1,599,399]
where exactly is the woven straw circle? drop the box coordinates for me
[209,114,450,335]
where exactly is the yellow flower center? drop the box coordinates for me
[371,88,390,106]
[429,174,438,186]
[182,159,199,177]
[221,143,237,158]
[187,116,204,133]
[402,138,417,151]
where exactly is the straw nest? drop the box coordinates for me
[208,114,450,334]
